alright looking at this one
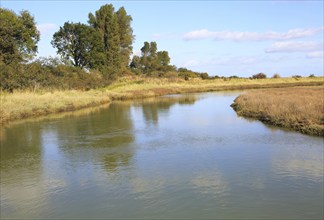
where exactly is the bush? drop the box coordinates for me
[292,75,302,78]
[309,74,316,78]
[164,71,178,79]
[200,72,209,80]
[272,73,281,78]
[178,71,198,80]
[252,72,267,79]
[0,61,109,92]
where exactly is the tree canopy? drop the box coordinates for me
[0,8,40,64]
[131,41,173,74]
[51,22,105,69]
[51,4,134,78]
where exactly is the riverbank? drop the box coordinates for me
[1,76,323,125]
[231,86,324,136]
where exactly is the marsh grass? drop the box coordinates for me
[104,76,324,99]
[0,90,110,124]
[1,76,323,125]
[231,86,324,136]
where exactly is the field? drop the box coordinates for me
[1,76,323,126]
[231,86,324,136]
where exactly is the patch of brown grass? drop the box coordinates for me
[231,86,324,136]
[0,90,110,124]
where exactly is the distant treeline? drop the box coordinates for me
[0,5,212,91]
[0,5,317,92]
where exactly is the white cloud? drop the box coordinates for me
[37,23,57,36]
[182,59,199,67]
[152,34,161,40]
[265,41,323,53]
[183,27,323,41]
[306,51,324,59]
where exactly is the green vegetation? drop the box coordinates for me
[251,72,267,79]
[1,76,323,125]
[0,59,109,92]
[51,22,104,69]
[1,3,323,136]
[0,8,40,65]
[231,86,324,136]
[130,41,175,75]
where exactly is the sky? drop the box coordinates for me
[1,0,323,77]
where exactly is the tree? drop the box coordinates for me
[116,7,134,68]
[0,8,40,64]
[139,41,150,72]
[51,22,104,69]
[135,41,174,74]
[252,72,267,79]
[130,55,141,69]
[88,4,121,72]
[140,41,150,57]
[157,51,171,71]
[129,55,141,74]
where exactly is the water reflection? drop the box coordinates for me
[191,171,229,196]
[1,92,323,219]
[272,143,324,181]
[134,95,197,124]
[0,123,42,171]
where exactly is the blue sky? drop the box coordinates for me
[2,0,323,77]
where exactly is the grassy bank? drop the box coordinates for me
[0,90,110,124]
[105,76,324,100]
[1,76,323,125]
[231,86,324,136]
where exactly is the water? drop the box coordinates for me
[1,92,323,219]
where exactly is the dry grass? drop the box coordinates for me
[1,76,323,125]
[104,76,324,99]
[231,86,324,136]
[0,90,110,124]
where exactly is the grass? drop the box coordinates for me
[103,76,324,100]
[0,90,110,124]
[231,86,324,136]
[1,76,323,126]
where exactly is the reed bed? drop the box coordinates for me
[231,86,324,136]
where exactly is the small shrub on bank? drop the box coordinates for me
[252,72,267,79]
[200,72,209,80]
[272,73,281,78]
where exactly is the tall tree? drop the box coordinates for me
[133,41,173,74]
[157,51,171,71]
[140,41,150,72]
[148,41,158,71]
[0,8,40,64]
[51,22,104,69]
[88,4,121,71]
[116,7,134,68]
